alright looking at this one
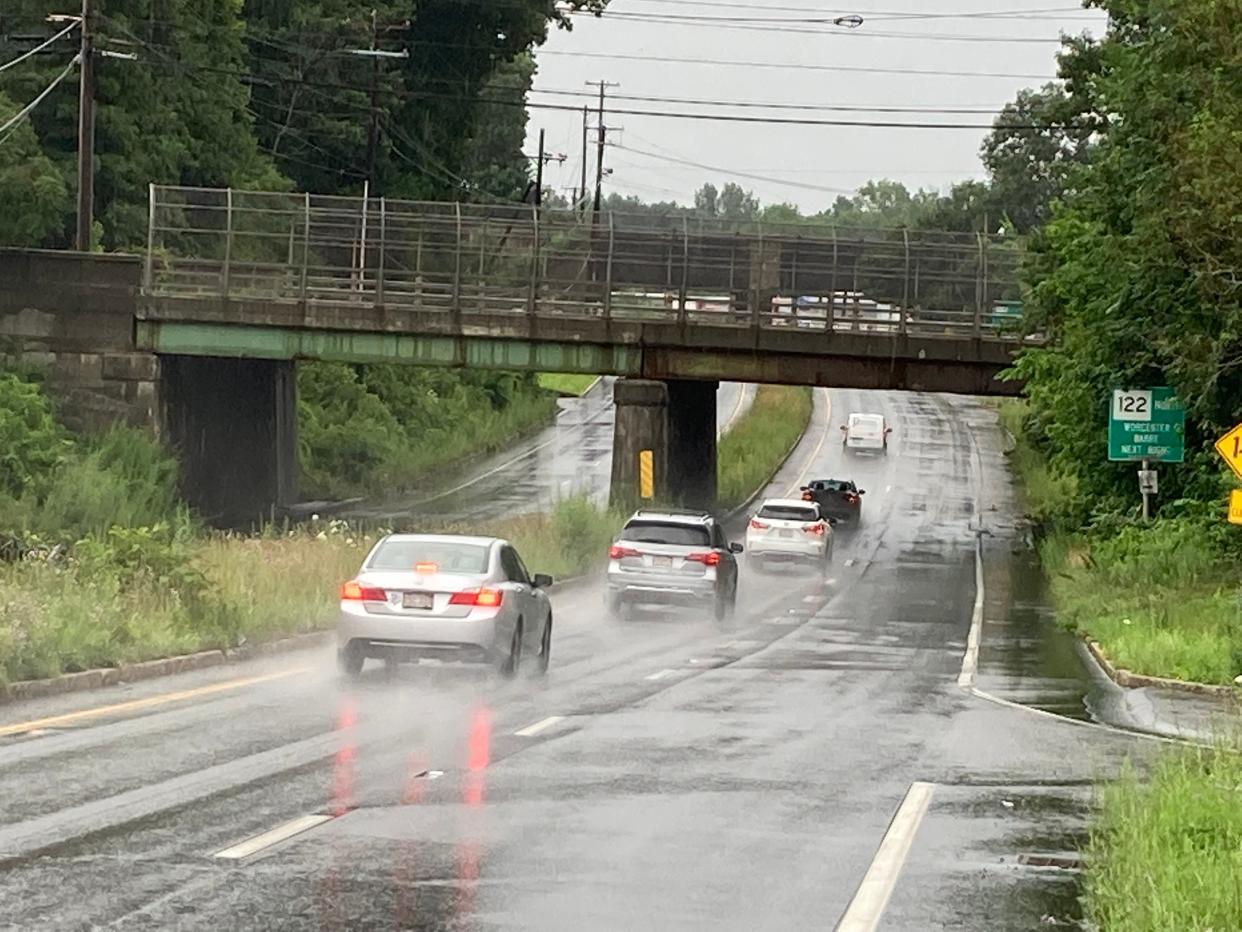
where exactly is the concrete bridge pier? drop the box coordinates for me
[609,378,718,513]
[160,356,298,528]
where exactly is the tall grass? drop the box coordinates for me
[1085,743,1242,930]
[1040,520,1242,684]
[998,400,1077,524]
[717,385,813,509]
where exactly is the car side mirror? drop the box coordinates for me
[858,489,866,495]
[826,517,839,526]
[884,428,893,434]
[532,573,553,589]
[729,542,744,554]
[839,425,847,431]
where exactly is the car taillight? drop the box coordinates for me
[802,523,826,536]
[449,588,503,607]
[686,551,721,566]
[340,580,386,601]
[845,493,858,504]
[801,492,814,502]
[609,544,640,559]
[750,519,769,530]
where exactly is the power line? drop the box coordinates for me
[529,87,1007,115]
[609,141,857,195]
[582,10,1070,42]
[534,49,1055,81]
[0,53,80,147]
[0,20,79,74]
[612,0,1100,21]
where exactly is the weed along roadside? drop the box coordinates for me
[0,377,809,696]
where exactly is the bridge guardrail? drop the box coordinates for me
[142,185,1029,342]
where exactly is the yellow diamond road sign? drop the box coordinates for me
[1215,424,1242,481]
[1230,490,1242,526]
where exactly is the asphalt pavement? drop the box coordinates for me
[349,379,754,524]
[0,388,1158,930]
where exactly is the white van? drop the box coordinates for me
[841,412,891,455]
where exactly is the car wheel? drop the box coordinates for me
[500,621,523,678]
[338,644,364,680]
[713,591,729,622]
[536,616,552,675]
[607,592,627,621]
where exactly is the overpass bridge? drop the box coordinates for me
[2,185,1029,524]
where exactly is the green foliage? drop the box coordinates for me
[537,372,597,396]
[0,91,71,246]
[717,385,813,510]
[1040,519,1242,685]
[297,361,557,497]
[1086,747,1242,931]
[0,370,72,502]
[1011,0,1242,517]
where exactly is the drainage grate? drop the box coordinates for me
[1017,853,1083,870]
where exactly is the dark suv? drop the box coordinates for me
[605,509,742,620]
[801,478,865,524]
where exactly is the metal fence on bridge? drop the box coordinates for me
[144,185,1025,339]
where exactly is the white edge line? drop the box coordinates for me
[956,536,985,689]
[836,782,936,932]
[644,669,678,681]
[213,814,333,860]
[782,388,834,498]
[514,715,566,737]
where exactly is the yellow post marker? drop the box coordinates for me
[638,449,654,499]
[1229,489,1242,526]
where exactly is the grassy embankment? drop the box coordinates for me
[1002,400,1242,931]
[536,373,598,396]
[0,382,810,685]
[1000,401,1241,686]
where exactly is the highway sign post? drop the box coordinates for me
[1110,388,1184,520]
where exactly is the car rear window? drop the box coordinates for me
[367,540,490,574]
[758,505,819,521]
[822,480,853,492]
[621,520,710,547]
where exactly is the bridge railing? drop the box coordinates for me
[143,185,1027,340]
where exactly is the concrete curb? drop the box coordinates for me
[1083,637,1240,699]
[0,631,331,706]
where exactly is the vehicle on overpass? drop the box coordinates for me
[801,478,865,525]
[606,509,742,621]
[842,412,892,455]
[745,498,834,574]
[337,534,553,679]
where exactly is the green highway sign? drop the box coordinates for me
[1108,387,1185,463]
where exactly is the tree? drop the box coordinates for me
[1013,0,1242,514]
[693,182,718,218]
[717,182,758,221]
[0,92,71,247]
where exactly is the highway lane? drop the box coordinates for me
[0,388,1150,930]
[351,379,754,523]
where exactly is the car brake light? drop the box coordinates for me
[750,519,769,530]
[609,544,641,559]
[802,524,826,536]
[801,492,814,501]
[845,493,858,504]
[414,561,439,574]
[686,551,721,566]
[449,588,503,607]
[340,580,386,601]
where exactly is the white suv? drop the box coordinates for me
[745,499,834,573]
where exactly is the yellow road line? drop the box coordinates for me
[0,667,312,738]
[783,388,834,497]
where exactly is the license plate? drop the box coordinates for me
[402,591,433,610]
[779,530,794,538]
[653,555,673,568]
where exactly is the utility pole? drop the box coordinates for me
[364,8,380,188]
[578,105,588,212]
[535,129,545,209]
[586,79,618,216]
[75,0,94,252]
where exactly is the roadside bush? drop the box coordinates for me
[0,370,72,502]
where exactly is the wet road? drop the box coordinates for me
[353,379,755,524]
[0,389,1155,930]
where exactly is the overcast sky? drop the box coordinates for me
[524,1,1107,213]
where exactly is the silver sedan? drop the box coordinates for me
[336,534,553,679]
